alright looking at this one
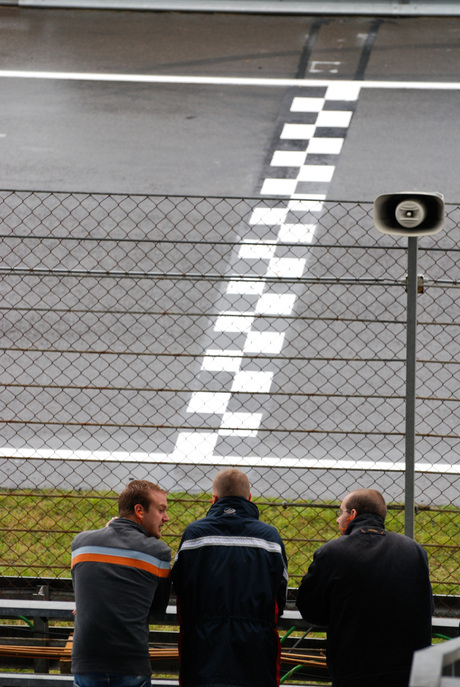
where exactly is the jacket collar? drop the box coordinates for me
[207,496,259,519]
[109,517,146,535]
[345,512,386,535]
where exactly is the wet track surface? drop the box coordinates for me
[0,8,460,201]
[1,7,460,501]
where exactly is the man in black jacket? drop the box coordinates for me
[296,488,433,687]
[171,468,288,687]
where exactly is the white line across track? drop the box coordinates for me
[1,71,460,90]
[0,448,459,474]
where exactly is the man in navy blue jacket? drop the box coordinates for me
[171,468,288,687]
[296,488,433,687]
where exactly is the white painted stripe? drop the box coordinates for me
[244,331,285,353]
[187,391,231,414]
[290,193,327,200]
[1,447,460,474]
[316,110,353,128]
[173,431,218,460]
[202,351,242,373]
[239,243,277,260]
[260,178,298,196]
[297,165,335,182]
[178,535,283,554]
[219,412,263,436]
[308,137,343,154]
[278,223,316,243]
[271,150,307,167]
[231,370,273,393]
[280,123,316,140]
[249,207,289,226]
[217,429,259,437]
[256,293,296,315]
[1,71,460,92]
[287,199,325,213]
[172,456,460,474]
[326,83,362,100]
[226,281,265,295]
[214,313,254,333]
[291,97,325,112]
[267,257,306,278]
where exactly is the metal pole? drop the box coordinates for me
[405,236,418,539]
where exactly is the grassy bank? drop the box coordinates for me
[0,489,459,594]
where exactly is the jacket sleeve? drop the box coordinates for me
[150,574,171,615]
[170,531,186,594]
[296,549,330,628]
[276,538,288,618]
[150,542,172,615]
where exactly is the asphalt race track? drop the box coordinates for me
[1,8,460,503]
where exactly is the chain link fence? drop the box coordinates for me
[0,190,459,601]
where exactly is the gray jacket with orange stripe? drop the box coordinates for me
[71,518,171,675]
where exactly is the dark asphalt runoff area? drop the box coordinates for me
[0,8,459,201]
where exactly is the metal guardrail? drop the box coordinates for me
[0,599,458,686]
[0,599,458,632]
[0,601,319,687]
[0,599,312,630]
[15,0,460,17]
[0,678,179,687]
[410,637,460,687]
[0,677,75,687]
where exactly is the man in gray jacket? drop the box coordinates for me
[71,479,171,687]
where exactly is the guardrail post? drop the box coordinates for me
[33,585,49,674]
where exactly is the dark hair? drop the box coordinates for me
[345,489,387,521]
[118,480,166,517]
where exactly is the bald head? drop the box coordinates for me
[212,469,251,501]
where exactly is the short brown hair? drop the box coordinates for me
[118,480,166,517]
[345,488,387,521]
[213,468,250,499]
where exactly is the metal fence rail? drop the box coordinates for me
[0,191,459,596]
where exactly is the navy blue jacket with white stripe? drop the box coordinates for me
[171,497,288,687]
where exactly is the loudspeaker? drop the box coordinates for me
[373,192,445,237]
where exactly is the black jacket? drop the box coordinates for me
[171,497,288,687]
[296,513,433,687]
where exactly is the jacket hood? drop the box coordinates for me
[207,496,260,520]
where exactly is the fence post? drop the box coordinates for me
[405,236,418,539]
